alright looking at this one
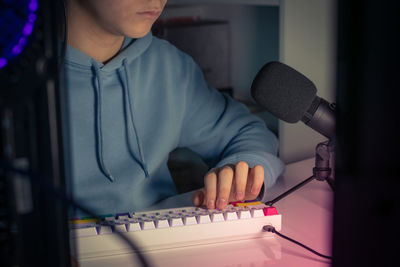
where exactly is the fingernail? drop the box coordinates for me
[235,191,244,200]
[193,196,199,206]
[217,198,226,209]
[207,200,215,209]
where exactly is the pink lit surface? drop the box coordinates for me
[78,158,333,267]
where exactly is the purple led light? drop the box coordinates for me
[29,0,38,12]
[23,23,34,36]
[19,37,27,45]
[23,13,37,36]
[28,14,37,21]
[1,0,38,70]
[0,58,7,69]
[11,46,22,56]
[11,37,27,55]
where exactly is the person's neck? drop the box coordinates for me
[66,2,124,64]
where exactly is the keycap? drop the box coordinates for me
[224,211,238,221]
[114,222,127,232]
[141,219,156,230]
[183,216,197,225]
[197,214,211,224]
[97,225,112,235]
[239,210,251,219]
[156,219,169,228]
[251,208,264,218]
[71,227,97,237]
[127,219,141,232]
[169,217,184,227]
[211,212,225,222]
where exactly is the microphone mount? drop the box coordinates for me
[265,139,335,206]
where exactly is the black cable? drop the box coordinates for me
[263,225,332,260]
[264,175,316,206]
[0,161,151,267]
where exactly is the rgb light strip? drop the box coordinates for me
[0,0,38,69]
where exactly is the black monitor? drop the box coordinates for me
[333,0,398,266]
[0,0,71,266]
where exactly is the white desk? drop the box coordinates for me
[79,158,333,267]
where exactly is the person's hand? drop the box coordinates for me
[191,161,264,210]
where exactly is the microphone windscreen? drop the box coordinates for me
[251,61,317,123]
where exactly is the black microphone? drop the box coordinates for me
[251,61,335,139]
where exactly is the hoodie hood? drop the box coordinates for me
[64,32,152,71]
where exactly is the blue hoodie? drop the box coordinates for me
[63,32,284,216]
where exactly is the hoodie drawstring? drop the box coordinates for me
[92,63,115,182]
[122,59,149,177]
[91,60,149,182]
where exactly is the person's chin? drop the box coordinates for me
[126,25,152,39]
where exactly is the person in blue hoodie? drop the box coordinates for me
[63,0,285,216]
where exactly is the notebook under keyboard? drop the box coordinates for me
[70,201,281,259]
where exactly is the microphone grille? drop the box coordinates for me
[251,61,317,123]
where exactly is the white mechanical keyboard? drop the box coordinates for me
[70,201,281,260]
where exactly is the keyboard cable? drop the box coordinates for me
[263,225,332,260]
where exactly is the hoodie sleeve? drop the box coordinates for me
[178,56,285,197]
